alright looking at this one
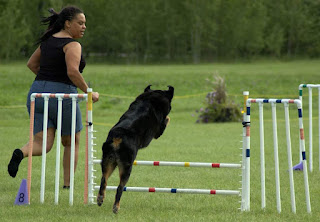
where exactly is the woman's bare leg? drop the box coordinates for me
[62,131,81,187]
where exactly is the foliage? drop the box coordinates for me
[196,75,241,123]
[1,0,320,62]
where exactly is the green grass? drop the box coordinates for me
[1,60,320,221]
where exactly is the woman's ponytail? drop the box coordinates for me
[37,8,62,44]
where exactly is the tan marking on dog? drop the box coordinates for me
[112,138,122,149]
[166,116,170,125]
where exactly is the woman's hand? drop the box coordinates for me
[92,92,99,103]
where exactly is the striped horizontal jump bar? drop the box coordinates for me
[96,186,240,195]
[133,161,241,168]
[31,93,87,99]
[92,160,241,168]
[248,98,298,104]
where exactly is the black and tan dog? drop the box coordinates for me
[97,85,174,213]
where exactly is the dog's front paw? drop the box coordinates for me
[97,194,104,206]
[112,203,120,214]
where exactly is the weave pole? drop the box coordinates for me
[258,102,265,209]
[54,96,63,204]
[271,102,281,212]
[284,103,296,213]
[40,95,49,204]
[69,96,77,206]
[298,83,320,172]
[246,98,311,213]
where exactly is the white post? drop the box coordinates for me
[284,103,296,213]
[318,87,320,172]
[40,95,49,204]
[244,100,250,211]
[308,87,313,172]
[87,88,95,204]
[299,85,303,162]
[271,102,281,213]
[69,96,77,206]
[241,91,249,211]
[54,96,63,204]
[259,102,266,210]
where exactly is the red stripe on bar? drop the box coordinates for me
[212,163,220,168]
[64,94,70,98]
[300,129,305,140]
[289,99,295,103]
[78,94,84,98]
[210,190,216,194]
[251,99,256,103]
[246,126,250,136]
[49,94,55,98]
[36,93,42,98]
[153,161,160,166]
[149,187,156,192]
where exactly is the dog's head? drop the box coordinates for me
[143,85,174,115]
[140,85,174,139]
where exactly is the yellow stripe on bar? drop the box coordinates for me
[133,161,137,165]
[184,162,190,167]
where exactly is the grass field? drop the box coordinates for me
[1,60,320,221]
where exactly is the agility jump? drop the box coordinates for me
[27,88,94,206]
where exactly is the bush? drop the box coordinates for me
[196,75,241,123]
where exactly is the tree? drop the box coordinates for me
[0,0,31,60]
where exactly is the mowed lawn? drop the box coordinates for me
[0,60,320,221]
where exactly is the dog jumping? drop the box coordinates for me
[97,85,174,213]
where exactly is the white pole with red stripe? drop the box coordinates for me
[296,100,311,213]
[102,186,241,195]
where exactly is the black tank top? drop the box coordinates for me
[35,36,86,86]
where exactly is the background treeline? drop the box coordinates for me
[1,0,320,63]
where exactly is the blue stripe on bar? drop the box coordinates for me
[263,99,269,103]
[303,84,307,88]
[124,187,127,191]
[302,151,306,160]
[276,99,281,103]
[246,107,250,115]
[171,189,177,193]
[298,109,303,118]
[246,149,250,157]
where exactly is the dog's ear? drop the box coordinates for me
[166,85,174,100]
[144,85,152,92]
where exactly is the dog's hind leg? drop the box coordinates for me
[112,163,133,214]
[97,159,117,206]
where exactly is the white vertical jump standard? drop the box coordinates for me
[27,89,93,206]
[298,84,320,172]
[245,97,311,213]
